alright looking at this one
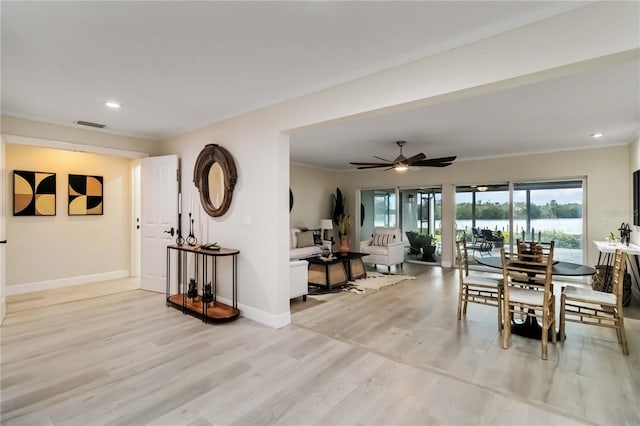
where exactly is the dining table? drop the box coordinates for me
[475,256,596,340]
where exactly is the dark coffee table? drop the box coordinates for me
[304,252,369,290]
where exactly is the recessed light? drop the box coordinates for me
[105,101,122,109]
[591,132,604,138]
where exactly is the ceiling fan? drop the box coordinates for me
[349,141,456,171]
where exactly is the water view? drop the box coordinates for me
[453,218,583,235]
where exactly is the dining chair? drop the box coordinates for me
[516,239,553,264]
[501,241,556,360]
[455,239,503,332]
[559,249,629,355]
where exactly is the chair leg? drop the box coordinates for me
[618,315,630,356]
[559,293,566,342]
[541,307,549,360]
[463,287,469,314]
[457,284,464,320]
[615,314,623,344]
[550,295,557,344]
[497,288,503,334]
[502,302,511,349]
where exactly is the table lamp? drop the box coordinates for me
[320,219,334,240]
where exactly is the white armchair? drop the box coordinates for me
[359,227,404,272]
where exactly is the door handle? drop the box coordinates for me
[0,240,6,244]
[164,227,175,237]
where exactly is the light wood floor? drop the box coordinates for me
[2,269,639,425]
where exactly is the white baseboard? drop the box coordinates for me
[5,270,130,296]
[216,295,291,329]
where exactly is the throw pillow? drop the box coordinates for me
[371,233,395,246]
[296,231,315,248]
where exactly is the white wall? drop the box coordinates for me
[289,164,338,230]
[5,144,133,293]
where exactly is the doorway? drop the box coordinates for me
[400,187,441,265]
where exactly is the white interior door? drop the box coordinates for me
[131,161,141,278]
[0,136,6,323]
[140,155,178,293]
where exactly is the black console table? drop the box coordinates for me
[166,244,239,322]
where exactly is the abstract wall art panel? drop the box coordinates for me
[13,170,56,216]
[69,174,103,215]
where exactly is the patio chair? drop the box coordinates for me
[405,231,437,262]
[405,231,425,257]
[470,227,492,257]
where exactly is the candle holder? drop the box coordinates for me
[175,212,185,245]
[187,212,198,246]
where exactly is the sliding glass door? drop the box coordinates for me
[455,179,584,264]
[512,180,583,262]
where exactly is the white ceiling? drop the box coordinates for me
[2,1,639,169]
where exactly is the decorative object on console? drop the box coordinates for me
[68,174,103,215]
[202,282,213,306]
[618,222,632,246]
[13,170,56,216]
[176,192,185,245]
[187,212,198,246]
[193,144,237,218]
[201,242,220,250]
[187,278,198,302]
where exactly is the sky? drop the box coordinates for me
[459,188,582,205]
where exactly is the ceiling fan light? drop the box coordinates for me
[394,164,409,171]
[477,186,488,192]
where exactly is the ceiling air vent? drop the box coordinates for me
[76,120,105,129]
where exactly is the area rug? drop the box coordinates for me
[307,272,416,295]
[348,272,416,294]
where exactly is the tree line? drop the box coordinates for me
[451,200,582,220]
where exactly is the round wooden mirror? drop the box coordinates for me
[193,144,237,217]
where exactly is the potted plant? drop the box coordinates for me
[337,214,352,255]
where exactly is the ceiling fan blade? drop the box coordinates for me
[349,162,393,166]
[412,161,454,167]
[404,153,426,164]
[356,165,388,169]
[429,156,457,163]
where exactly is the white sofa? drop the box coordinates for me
[359,227,405,272]
[289,259,308,301]
[290,228,332,260]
